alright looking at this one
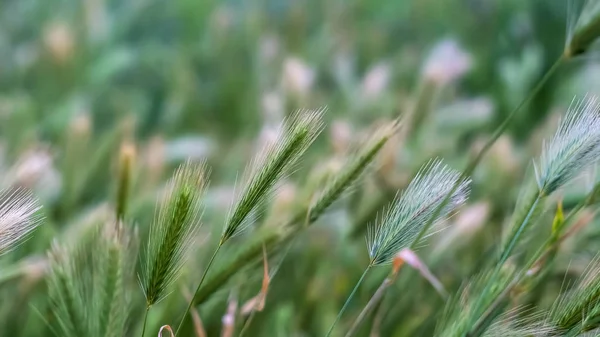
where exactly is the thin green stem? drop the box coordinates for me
[140,306,150,337]
[326,266,371,337]
[175,244,222,334]
[410,55,564,250]
[344,276,392,337]
[498,192,543,265]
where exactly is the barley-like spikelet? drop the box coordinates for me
[566,0,600,57]
[95,221,135,337]
[0,188,43,254]
[140,161,208,306]
[47,241,92,336]
[535,96,600,195]
[308,121,399,223]
[47,220,136,337]
[367,159,470,266]
[221,108,324,243]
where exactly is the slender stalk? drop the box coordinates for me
[140,306,150,337]
[175,244,222,334]
[326,266,371,337]
[498,192,543,265]
[410,55,564,250]
[344,277,393,337]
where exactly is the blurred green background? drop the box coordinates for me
[2,0,599,336]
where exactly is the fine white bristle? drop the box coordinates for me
[536,96,600,194]
[0,188,43,254]
[367,158,470,266]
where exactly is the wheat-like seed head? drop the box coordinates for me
[535,96,600,195]
[141,161,209,306]
[47,219,135,337]
[221,108,324,243]
[0,188,43,255]
[367,158,470,266]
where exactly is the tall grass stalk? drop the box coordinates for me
[326,159,469,336]
[175,109,323,334]
[139,162,208,336]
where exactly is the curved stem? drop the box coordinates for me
[326,266,371,337]
[175,244,222,334]
[140,306,150,337]
[410,55,564,249]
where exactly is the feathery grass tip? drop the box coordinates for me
[367,159,470,266]
[140,161,209,306]
[222,108,324,243]
[535,96,600,195]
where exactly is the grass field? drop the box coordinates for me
[2,0,600,336]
